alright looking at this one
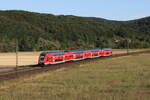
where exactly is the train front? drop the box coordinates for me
[38,52,47,65]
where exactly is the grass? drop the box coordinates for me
[0,54,150,100]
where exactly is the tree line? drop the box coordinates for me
[0,10,150,52]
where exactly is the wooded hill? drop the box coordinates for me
[0,10,150,52]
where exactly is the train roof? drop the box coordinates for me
[89,49,100,52]
[65,50,84,53]
[103,48,112,50]
[40,51,64,56]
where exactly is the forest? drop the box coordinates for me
[0,10,150,52]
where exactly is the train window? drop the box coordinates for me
[40,56,45,61]
[76,56,83,59]
[55,59,63,62]
[93,54,98,56]
[69,55,73,57]
[40,58,44,61]
[48,57,53,59]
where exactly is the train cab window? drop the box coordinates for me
[40,56,45,61]
[40,58,44,61]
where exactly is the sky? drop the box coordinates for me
[0,0,149,21]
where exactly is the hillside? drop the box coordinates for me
[0,10,150,52]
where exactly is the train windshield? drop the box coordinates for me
[39,52,47,61]
[40,56,45,61]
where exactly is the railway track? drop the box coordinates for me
[0,50,150,82]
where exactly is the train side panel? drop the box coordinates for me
[39,52,65,65]
[38,48,113,66]
[73,52,85,61]
[67,50,85,61]
[84,50,92,58]
[64,52,74,61]
[103,48,112,56]
[89,49,100,58]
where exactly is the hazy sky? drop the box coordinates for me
[0,0,149,21]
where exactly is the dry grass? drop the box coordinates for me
[0,52,40,67]
[112,49,149,54]
[0,54,150,100]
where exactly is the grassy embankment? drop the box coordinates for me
[0,53,150,100]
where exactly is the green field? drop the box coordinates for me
[0,54,150,100]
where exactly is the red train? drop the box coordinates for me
[38,48,112,65]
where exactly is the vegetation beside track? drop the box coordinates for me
[0,54,150,100]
